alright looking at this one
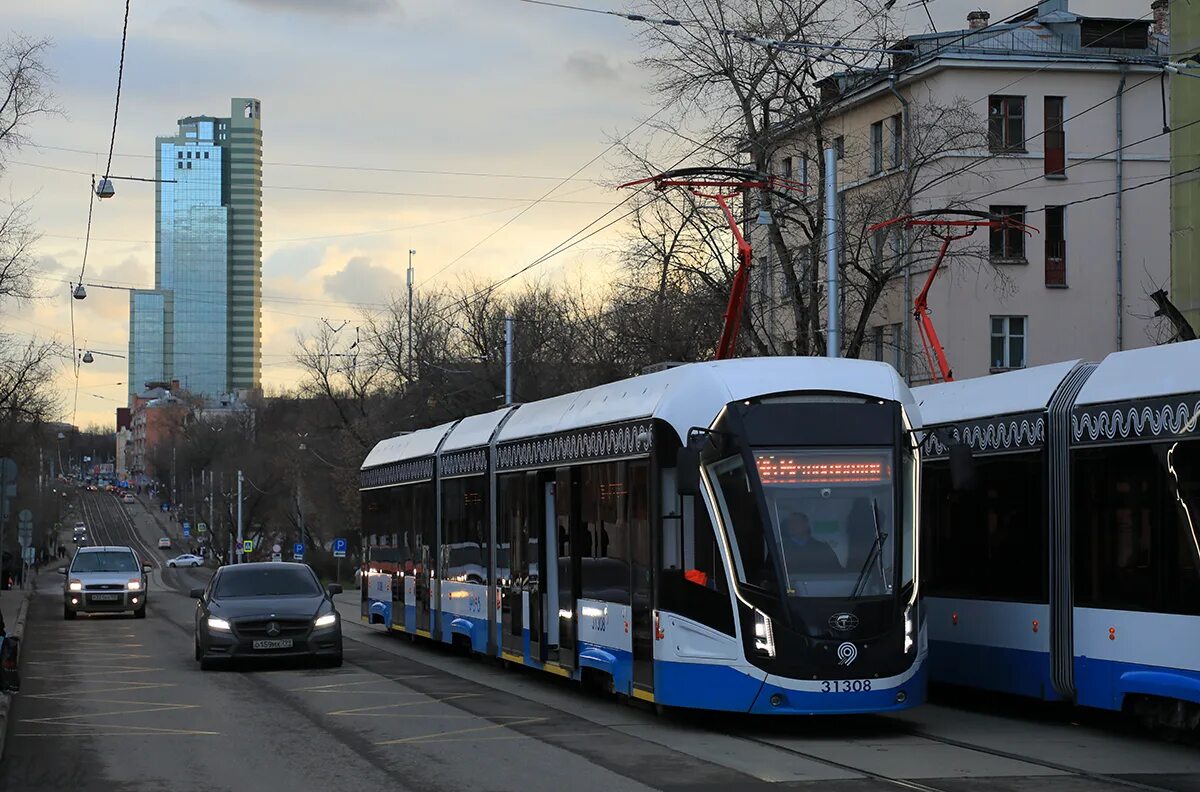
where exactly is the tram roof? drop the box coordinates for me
[1075,340,1200,407]
[441,407,514,453]
[361,421,456,470]
[912,359,1080,425]
[494,356,915,445]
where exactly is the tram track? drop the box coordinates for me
[739,724,1186,792]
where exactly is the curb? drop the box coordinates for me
[0,589,33,765]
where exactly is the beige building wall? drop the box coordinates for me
[756,55,1170,383]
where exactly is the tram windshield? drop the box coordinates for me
[712,448,898,598]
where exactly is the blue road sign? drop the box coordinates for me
[293,542,305,559]
[333,538,347,558]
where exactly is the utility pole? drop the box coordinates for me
[407,249,416,380]
[824,146,840,358]
[208,470,214,559]
[236,469,244,565]
[504,315,514,405]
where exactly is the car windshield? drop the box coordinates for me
[756,448,895,598]
[214,568,322,598]
[72,551,139,573]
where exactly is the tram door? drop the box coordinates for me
[414,483,436,636]
[629,461,654,697]
[500,472,537,658]
[555,467,579,670]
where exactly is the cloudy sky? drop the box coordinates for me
[4,0,1139,428]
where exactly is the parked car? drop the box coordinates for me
[61,546,150,619]
[122,493,136,504]
[158,537,171,549]
[168,553,203,568]
[192,563,343,670]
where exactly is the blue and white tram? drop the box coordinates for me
[915,341,1200,726]
[360,357,928,714]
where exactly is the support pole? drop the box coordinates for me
[825,147,840,358]
[236,469,244,564]
[504,316,514,405]
[407,249,416,378]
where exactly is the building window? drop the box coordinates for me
[781,156,793,179]
[870,120,884,175]
[834,135,845,160]
[990,316,1026,370]
[800,154,809,187]
[1044,97,1065,177]
[1081,19,1149,50]
[177,162,182,169]
[890,113,903,168]
[988,95,1025,152]
[1045,205,1066,286]
[204,151,210,159]
[871,323,902,369]
[187,162,192,169]
[989,205,1027,260]
[177,151,183,159]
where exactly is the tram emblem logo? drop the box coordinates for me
[836,642,858,666]
[829,613,859,632]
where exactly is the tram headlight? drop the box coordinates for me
[904,606,914,654]
[753,609,776,658]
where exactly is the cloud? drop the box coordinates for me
[323,256,400,305]
[564,51,620,84]
[232,0,401,16]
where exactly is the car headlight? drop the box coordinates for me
[207,617,232,632]
[904,605,915,654]
[752,609,776,658]
[314,612,337,629]
[127,579,142,591]
[69,579,83,592]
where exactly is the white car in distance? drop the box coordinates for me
[167,553,203,568]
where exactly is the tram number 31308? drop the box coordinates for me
[821,680,872,693]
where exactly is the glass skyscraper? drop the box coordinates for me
[128,98,262,401]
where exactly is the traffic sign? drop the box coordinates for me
[333,538,348,558]
[183,521,190,531]
[197,522,207,534]
[242,539,254,554]
[18,509,32,522]
[183,527,190,538]
[272,544,281,554]
[293,542,305,560]
[271,552,282,562]
[22,547,35,564]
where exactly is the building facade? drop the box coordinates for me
[752,0,1170,383]
[128,98,263,401]
[1169,0,1200,331]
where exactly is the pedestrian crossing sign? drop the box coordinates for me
[242,539,253,554]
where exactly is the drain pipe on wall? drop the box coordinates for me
[888,75,912,378]
[1116,64,1127,351]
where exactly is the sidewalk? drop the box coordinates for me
[0,576,37,764]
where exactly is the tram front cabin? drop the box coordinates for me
[359,357,927,714]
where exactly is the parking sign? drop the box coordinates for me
[293,542,305,560]
[333,538,347,558]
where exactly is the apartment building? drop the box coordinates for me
[752,0,1170,383]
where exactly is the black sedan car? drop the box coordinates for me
[192,562,343,670]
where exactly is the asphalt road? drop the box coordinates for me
[2,490,1200,792]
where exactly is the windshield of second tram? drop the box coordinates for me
[713,449,897,598]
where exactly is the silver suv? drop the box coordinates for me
[62,546,150,620]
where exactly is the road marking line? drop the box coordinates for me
[13,730,220,737]
[25,667,165,680]
[327,694,481,716]
[22,702,200,723]
[375,717,546,746]
[289,675,430,691]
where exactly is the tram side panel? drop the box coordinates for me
[1069,434,1200,712]
[922,450,1060,701]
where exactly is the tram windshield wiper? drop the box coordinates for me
[850,498,889,598]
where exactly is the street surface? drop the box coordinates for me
[2,491,1199,791]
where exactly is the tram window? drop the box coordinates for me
[660,493,735,636]
[580,462,631,605]
[395,485,416,574]
[442,476,488,585]
[923,455,1046,602]
[1074,440,1200,616]
[497,473,529,585]
[712,456,778,592]
[413,482,434,576]
[362,487,399,548]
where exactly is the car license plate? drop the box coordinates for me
[89,593,120,601]
[252,639,293,650]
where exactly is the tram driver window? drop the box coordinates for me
[660,492,734,636]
